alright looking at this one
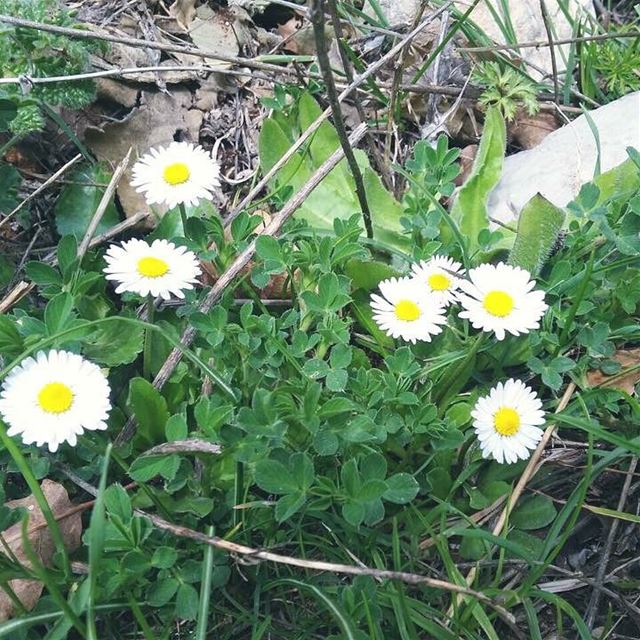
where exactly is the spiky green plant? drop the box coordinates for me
[0,0,99,135]
[473,62,540,121]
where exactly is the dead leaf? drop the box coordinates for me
[455,144,479,186]
[586,349,640,394]
[510,111,558,150]
[186,5,252,67]
[85,89,204,221]
[0,480,83,621]
[169,0,197,30]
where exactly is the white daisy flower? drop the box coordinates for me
[472,378,545,464]
[103,238,201,300]
[370,277,447,344]
[0,350,111,453]
[410,255,463,306]
[457,262,548,341]
[131,141,221,209]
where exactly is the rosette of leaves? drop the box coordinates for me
[0,0,100,135]
[473,62,539,121]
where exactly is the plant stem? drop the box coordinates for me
[310,0,373,239]
[143,295,154,380]
[179,202,188,236]
[195,525,216,640]
[432,333,486,408]
[234,462,244,528]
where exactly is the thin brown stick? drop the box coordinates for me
[451,382,576,610]
[140,509,517,627]
[115,124,368,444]
[459,29,640,52]
[0,154,82,230]
[77,148,132,260]
[539,0,560,105]
[383,1,430,182]
[0,65,276,86]
[0,15,314,79]
[224,4,453,225]
[310,0,372,238]
[585,455,638,628]
[325,0,391,189]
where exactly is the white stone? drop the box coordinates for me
[487,92,640,225]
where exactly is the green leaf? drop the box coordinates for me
[451,106,506,252]
[44,292,74,336]
[165,415,188,441]
[148,578,179,607]
[0,99,17,132]
[359,480,387,502]
[344,259,400,291]
[151,546,178,569]
[175,583,199,620]
[342,501,365,527]
[258,92,407,250]
[511,495,557,530]
[54,164,120,239]
[127,377,169,445]
[128,455,180,482]
[103,484,132,523]
[83,319,144,366]
[254,459,298,494]
[383,473,419,504]
[0,163,20,213]
[326,369,348,392]
[508,194,565,276]
[25,261,62,287]
[0,315,23,357]
[275,492,306,522]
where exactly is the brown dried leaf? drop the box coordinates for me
[169,0,198,30]
[510,111,559,150]
[85,90,204,221]
[586,349,640,394]
[0,480,83,621]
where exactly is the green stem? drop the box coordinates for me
[0,422,72,580]
[179,202,188,236]
[0,134,20,159]
[127,593,155,640]
[432,333,486,408]
[143,295,154,380]
[195,525,215,640]
[234,462,244,527]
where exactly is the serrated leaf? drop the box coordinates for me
[508,194,565,276]
[275,492,306,522]
[44,292,74,336]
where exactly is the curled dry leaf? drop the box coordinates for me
[586,349,640,395]
[510,111,558,150]
[169,0,198,30]
[0,480,83,621]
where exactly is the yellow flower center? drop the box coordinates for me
[137,256,169,278]
[428,273,451,291]
[162,162,190,186]
[394,300,421,322]
[483,290,514,317]
[493,407,521,436]
[38,382,74,414]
